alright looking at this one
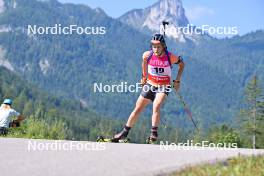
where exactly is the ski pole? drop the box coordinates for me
[172,81,199,131]
[162,21,199,132]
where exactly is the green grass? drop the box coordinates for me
[170,155,264,176]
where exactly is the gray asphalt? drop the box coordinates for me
[0,138,264,176]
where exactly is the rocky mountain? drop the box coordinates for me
[119,0,201,43]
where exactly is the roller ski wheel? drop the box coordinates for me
[146,136,157,144]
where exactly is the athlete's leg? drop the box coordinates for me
[146,92,167,142]
[114,95,151,139]
[152,92,167,127]
[126,95,151,127]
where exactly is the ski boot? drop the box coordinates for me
[111,128,130,143]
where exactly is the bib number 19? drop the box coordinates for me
[154,67,164,74]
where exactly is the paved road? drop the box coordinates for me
[0,138,264,176]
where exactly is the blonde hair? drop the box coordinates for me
[0,104,11,110]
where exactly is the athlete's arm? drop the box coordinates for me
[175,60,184,81]
[141,51,150,84]
[170,54,185,91]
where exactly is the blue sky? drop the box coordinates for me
[58,0,264,36]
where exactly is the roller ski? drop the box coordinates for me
[96,136,130,143]
[146,136,158,144]
[97,125,131,143]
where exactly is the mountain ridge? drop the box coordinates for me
[118,0,195,43]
